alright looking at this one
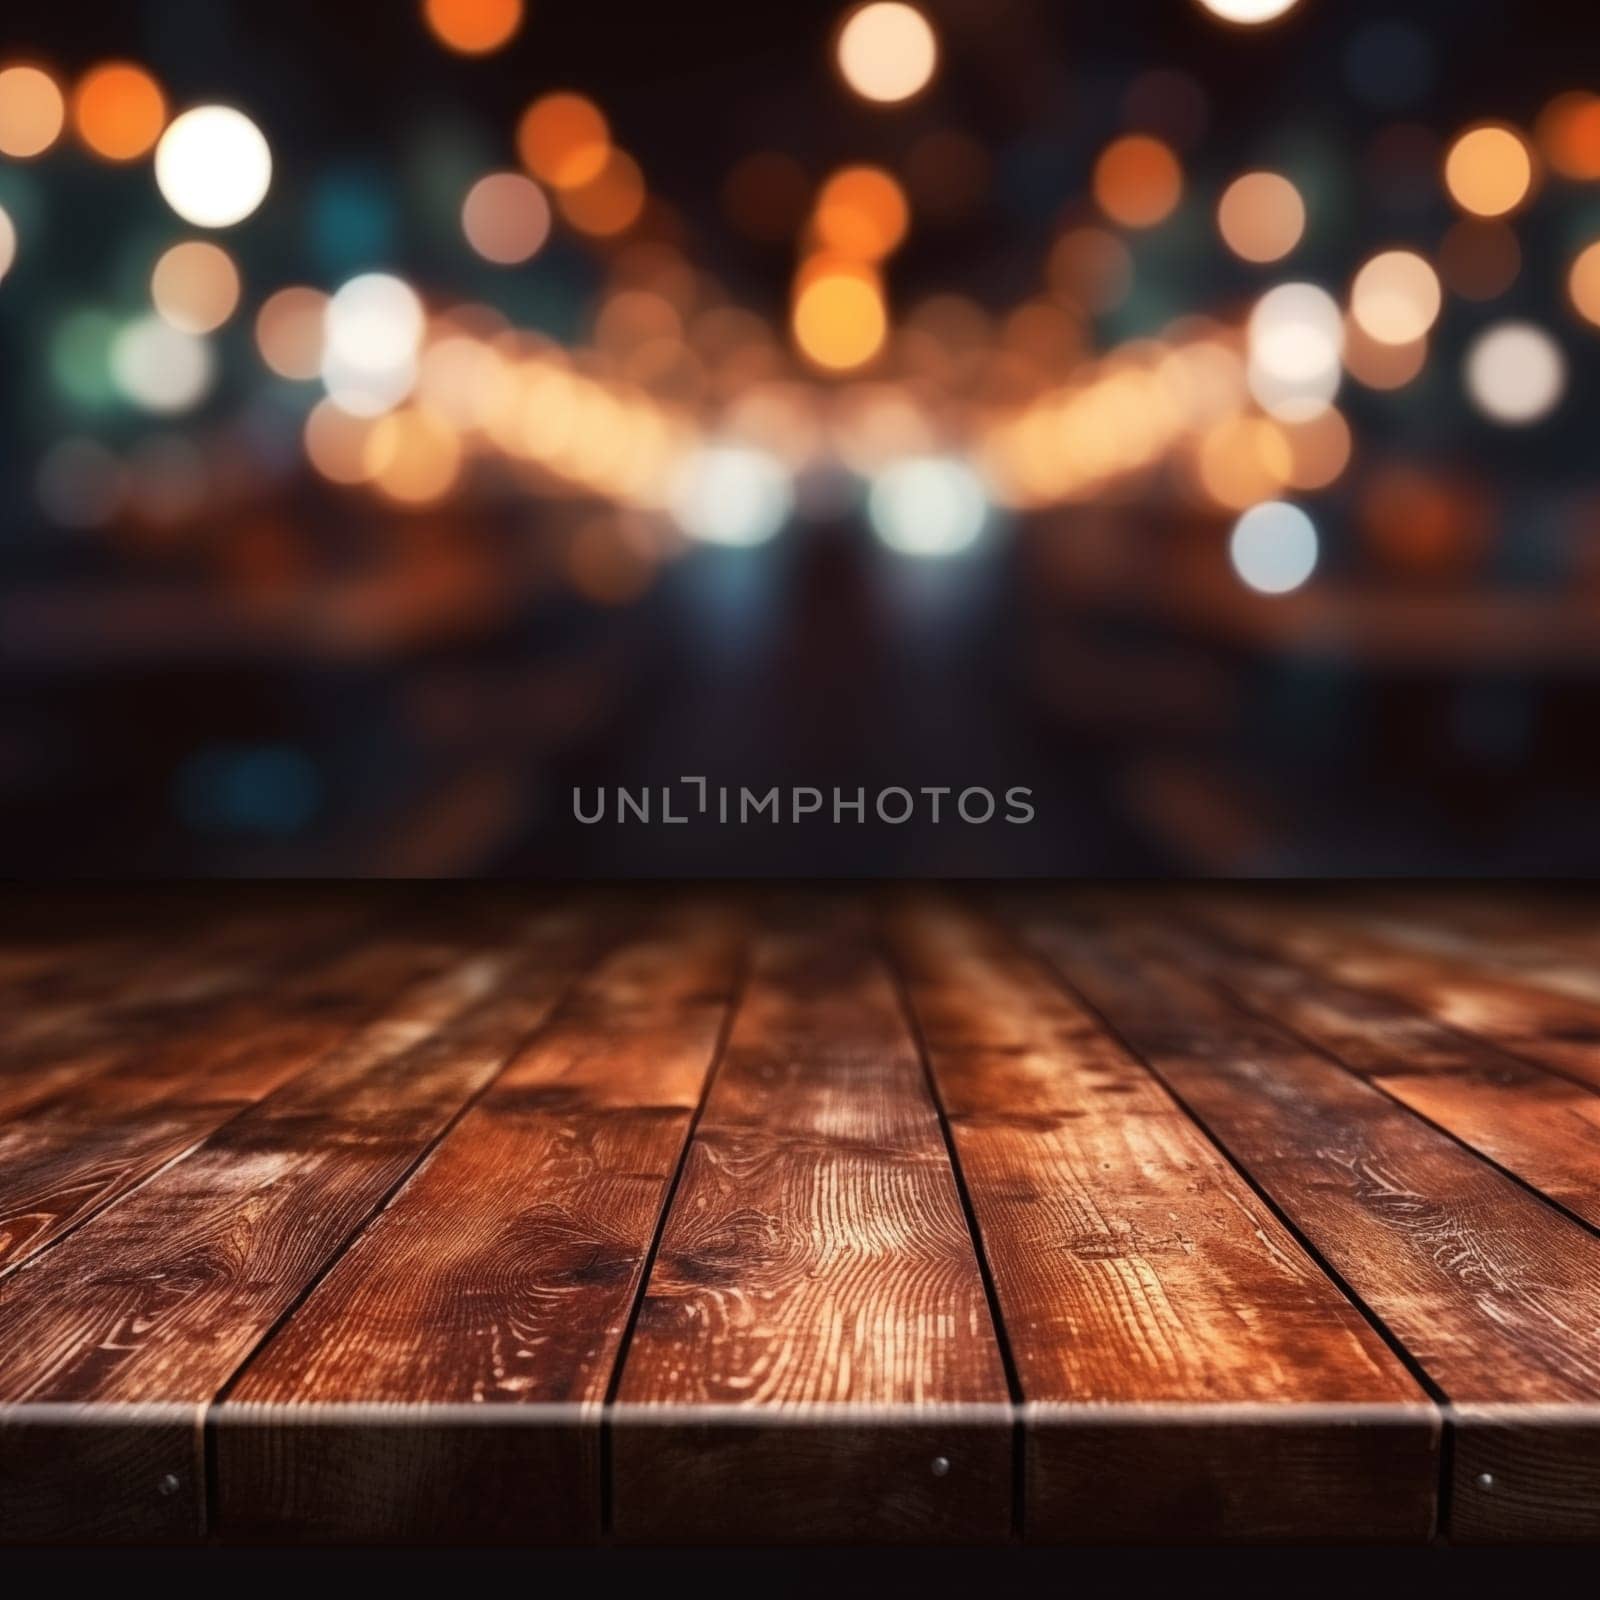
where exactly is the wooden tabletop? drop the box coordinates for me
[3,886,1599,1545]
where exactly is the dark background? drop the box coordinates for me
[4,0,1600,876]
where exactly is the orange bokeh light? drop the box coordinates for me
[0,64,65,159]
[73,62,166,161]
[793,261,888,372]
[517,93,611,190]
[1444,123,1534,217]
[422,0,524,56]
[812,166,909,260]
[558,149,646,237]
[1094,136,1183,229]
[1537,91,1600,181]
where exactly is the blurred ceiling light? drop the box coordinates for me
[1570,241,1600,328]
[1350,250,1442,345]
[422,0,524,55]
[322,272,426,416]
[1537,91,1600,181]
[517,92,610,190]
[1464,321,1566,424]
[1248,281,1343,420]
[0,204,15,283]
[1342,318,1427,390]
[364,407,463,505]
[256,286,329,380]
[1093,135,1183,229]
[670,445,793,546]
[793,261,888,371]
[836,3,939,106]
[72,62,166,160]
[869,457,990,557]
[1439,219,1521,301]
[1195,0,1302,24]
[1444,124,1534,217]
[1217,171,1304,263]
[36,437,124,529]
[462,171,551,263]
[111,315,215,413]
[155,106,272,227]
[558,150,646,237]
[1230,501,1318,595]
[813,166,909,259]
[0,64,65,159]
[151,240,241,334]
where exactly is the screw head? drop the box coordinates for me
[930,1455,951,1478]
[157,1474,181,1497]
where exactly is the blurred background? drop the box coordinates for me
[2,0,1599,876]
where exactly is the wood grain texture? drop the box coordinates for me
[611,898,1012,1544]
[1009,895,1600,1542]
[0,901,608,1543]
[887,896,1437,1542]
[215,901,742,1544]
[1180,905,1600,1230]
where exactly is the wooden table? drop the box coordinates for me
[3,886,1599,1545]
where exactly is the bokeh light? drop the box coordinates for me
[155,106,273,228]
[1350,250,1442,345]
[422,0,524,56]
[322,272,426,416]
[1248,281,1344,420]
[364,406,463,505]
[1230,501,1318,595]
[304,397,376,485]
[1537,90,1600,181]
[671,445,793,546]
[72,62,166,161]
[517,93,610,190]
[836,4,939,106]
[0,204,15,284]
[111,315,215,413]
[1439,219,1521,301]
[1444,124,1534,218]
[869,457,990,557]
[1280,409,1352,492]
[1343,319,1427,391]
[462,171,551,263]
[1093,135,1183,229]
[558,150,646,237]
[256,287,329,380]
[1217,171,1305,263]
[0,64,65,159]
[151,240,241,334]
[1464,321,1566,424]
[813,167,909,260]
[1570,241,1600,328]
[1196,0,1302,24]
[793,261,887,371]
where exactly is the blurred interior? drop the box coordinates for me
[3,0,1600,876]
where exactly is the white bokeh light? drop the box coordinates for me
[1196,0,1302,23]
[155,106,273,229]
[111,316,215,413]
[869,457,990,557]
[1248,282,1344,420]
[1230,501,1319,594]
[670,445,794,546]
[321,273,426,417]
[1464,321,1566,426]
[0,203,15,283]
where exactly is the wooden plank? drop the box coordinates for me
[1010,894,1600,1542]
[610,899,1012,1545]
[213,901,743,1544]
[886,896,1437,1543]
[0,910,503,1277]
[0,900,609,1544]
[1200,893,1600,1094]
[1180,906,1600,1232]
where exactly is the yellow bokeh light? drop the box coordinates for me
[152,240,241,334]
[517,93,611,190]
[836,3,939,106]
[1217,171,1304,263]
[813,166,909,260]
[1094,135,1183,229]
[1350,250,1442,346]
[1569,241,1600,328]
[558,150,646,237]
[793,263,888,372]
[0,65,65,159]
[1444,124,1534,217]
[73,62,166,161]
[422,0,524,55]
[462,171,551,263]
